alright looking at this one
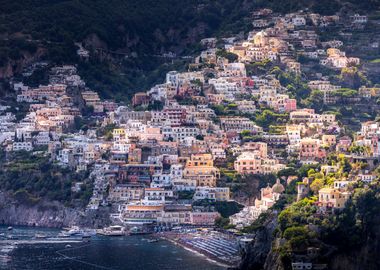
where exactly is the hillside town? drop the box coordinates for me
[0,7,379,268]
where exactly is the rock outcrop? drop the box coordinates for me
[239,213,279,270]
[239,214,380,270]
[0,192,110,228]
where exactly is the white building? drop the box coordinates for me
[13,142,33,151]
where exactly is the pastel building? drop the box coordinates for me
[193,187,230,201]
[190,212,220,226]
[317,188,351,209]
[234,152,285,175]
[299,138,320,159]
[183,154,220,186]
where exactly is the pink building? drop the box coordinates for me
[242,142,268,158]
[336,136,352,152]
[284,99,297,112]
[300,138,320,159]
[102,100,118,112]
[190,212,220,226]
[132,92,150,107]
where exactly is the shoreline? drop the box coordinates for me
[157,234,238,269]
[1,224,241,268]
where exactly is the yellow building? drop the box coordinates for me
[185,154,214,167]
[318,188,351,209]
[183,154,220,187]
[121,203,164,224]
[113,129,126,141]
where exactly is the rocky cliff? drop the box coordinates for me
[239,213,280,270]
[0,47,46,79]
[239,213,380,270]
[0,192,110,228]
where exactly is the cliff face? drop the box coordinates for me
[0,47,46,79]
[239,213,280,270]
[239,217,380,270]
[0,192,110,228]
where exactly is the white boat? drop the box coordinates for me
[57,232,71,238]
[83,229,97,236]
[97,225,126,236]
[67,226,85,236]
[60,226,97,238]
[147,238,159,243]
[35,233,48,239]
[0,245,15,253]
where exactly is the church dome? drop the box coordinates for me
[272,179,285,194]
[256,30,268,37]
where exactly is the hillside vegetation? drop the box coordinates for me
[0,0,378,100]
[0,150,92,206]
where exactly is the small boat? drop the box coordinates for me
[67,226,85,236]
[35,233,48,239]
[83,229,97,236]
[57,232,71,238]
[147,238,159,243]
[64,226,97,237]
[7,227,12,231]
[65,244,72,248]
[0,245,15,253]
[97,225,126,236]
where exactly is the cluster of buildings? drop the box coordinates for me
[0,7,377,236]
[2,66,86,152]
[292,119,380,213]
[227,10,364,74]
[230,179,285,228]
[234,142,286,175]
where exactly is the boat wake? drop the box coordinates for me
[0,239,83,245]
[55,243,116,270]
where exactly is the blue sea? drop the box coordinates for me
[0,226,225,270]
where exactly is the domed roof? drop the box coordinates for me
[256,30,268,37]
[272,179,285,194]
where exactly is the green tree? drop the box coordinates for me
[310,178,324,194]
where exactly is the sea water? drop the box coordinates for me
[0,226,224,270]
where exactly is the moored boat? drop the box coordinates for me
[67,226,84,236]
[97,225,126,236]
[147,238,159,243]
[57,232,71,238]
[34,233,48,239]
